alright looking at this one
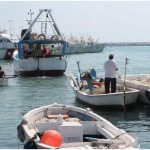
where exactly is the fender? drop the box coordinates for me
[145,89,150,101]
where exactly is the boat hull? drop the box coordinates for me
[13,56,67,77]
[0,48,15,60]
[66,43,104,54]
[17,103,139,149]
[0,32,18,60]
[117,74,150,104]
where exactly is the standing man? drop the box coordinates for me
[104,54,118,93]
[0,66,5,78]
[42,45,51,57]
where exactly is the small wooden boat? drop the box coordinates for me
[70,73,139,109]
[117,74,150,104]
[17,103,139,149]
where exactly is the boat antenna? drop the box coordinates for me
[27,9,34,32]
[123,57,129,112]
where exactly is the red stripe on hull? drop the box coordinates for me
[14,70,65,77]
[5,49,15,60]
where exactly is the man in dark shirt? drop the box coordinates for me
[0,66,5,78]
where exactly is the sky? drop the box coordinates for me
[1,1,150,43]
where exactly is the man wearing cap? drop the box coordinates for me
[104,54,118,93]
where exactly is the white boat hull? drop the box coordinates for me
[17,103,139,149]
[66,43,104,54]
[0,32,18,59]
[0,48,15,60]
[70,75,139,108]
[13,55,67,77]
[117,74,150,104]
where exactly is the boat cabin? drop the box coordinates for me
[18,39,67,59]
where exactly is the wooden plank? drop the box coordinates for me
[47,114,69,119]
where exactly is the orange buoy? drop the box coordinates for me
[40,130,62,147]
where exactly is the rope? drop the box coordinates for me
[108,132,135,149]
[43,55,46,76]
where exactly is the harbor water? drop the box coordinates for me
[0,46,150,148]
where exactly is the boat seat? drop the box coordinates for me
[35,121,99,135]
[35,119,80,133]
[35,122,57,132]
[47,114,69,119]
[60,142,92,148]
[79,121,99,135]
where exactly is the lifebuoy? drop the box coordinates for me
[38,34,46,39]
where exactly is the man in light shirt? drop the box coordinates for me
[104,54,118,93]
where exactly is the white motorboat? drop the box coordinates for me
[13,9,68,77]
[0,30,18,60]
[17,103,139,149]
[117,74,150,104]
[65,35,104,54]
[66,43,104,54]
[70,71,139,109]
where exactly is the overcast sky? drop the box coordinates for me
[1,1,150,43]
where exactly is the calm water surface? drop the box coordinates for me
[0,46,150,148]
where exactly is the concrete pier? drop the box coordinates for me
[102,42,150,47]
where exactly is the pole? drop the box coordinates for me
[123,57,129,112]
[76,61,81,75]
[76,61,84,90]
[8,20,13,36]
[27,10,34,32]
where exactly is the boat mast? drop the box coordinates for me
[21,9,63,41]
[21,10,43,41]
[27,10,34,32]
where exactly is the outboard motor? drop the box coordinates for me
[81,68,96,94]
[86,68,96,80]
[81,68,96,80]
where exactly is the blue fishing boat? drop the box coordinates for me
[13,9,68,77]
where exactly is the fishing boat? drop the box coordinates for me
[66,35,104,54]
[13,9,68,77]
[70,72,139,109]
[0,30,18,60]
[117,74,150,104]
[66,43,104,54]
[17,103,139,149]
